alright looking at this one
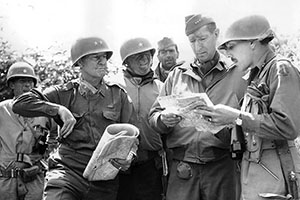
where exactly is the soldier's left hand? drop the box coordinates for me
[195,104,240,125]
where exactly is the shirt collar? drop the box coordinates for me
[243,48,276,82]
[78,77,104,97]
[191,52,225,78]
[255,48,276,71]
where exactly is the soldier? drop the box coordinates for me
[12,37,138,200]
[0,62,49,200]
[149,14,246,200]
[199,15,300,200]
[155,37,184,82]
[116,37,164,200]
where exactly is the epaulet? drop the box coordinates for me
[105,79,127,93]
[177,62,191,72]
[59,79,79,91]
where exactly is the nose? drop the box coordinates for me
[97,57,107,65]
[194,39,203,51]
[166,51,172,57]
[139,54,149,63]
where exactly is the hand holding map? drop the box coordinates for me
[157,93,228,134]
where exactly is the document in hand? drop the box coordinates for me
[157,92,227,134]
[83,123,139,181]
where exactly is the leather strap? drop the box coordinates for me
[275,140,299,199]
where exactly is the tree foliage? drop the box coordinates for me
[0,37,121,101]
[0,31,300,102]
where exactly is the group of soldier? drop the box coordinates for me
[1,13,300,200]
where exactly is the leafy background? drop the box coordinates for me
[0,30,300,149]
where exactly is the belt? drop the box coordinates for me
[0,168,23,178]
[172,145,229,164]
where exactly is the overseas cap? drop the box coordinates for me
[185,14,215,36]
[157,37,176,51]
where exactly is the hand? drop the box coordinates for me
[113,140,139,171]
[57,105,76,138]
[113,153,134,171]
[160,110,182,128]
[195,104,240,125]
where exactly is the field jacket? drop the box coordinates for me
[149,55,247,163]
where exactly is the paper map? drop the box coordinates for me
[157,93,227,134]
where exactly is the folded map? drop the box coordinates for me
[83,123,139,181]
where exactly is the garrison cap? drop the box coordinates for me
[185,14,215,36]
[157,37,176,51]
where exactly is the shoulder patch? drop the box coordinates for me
[276,59,292,76]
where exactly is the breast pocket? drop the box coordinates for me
[102,107,120,122]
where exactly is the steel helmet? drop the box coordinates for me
[6,62,38,85]
[219,15,274,50]
[120,37,155,65]
[71,37,113,66]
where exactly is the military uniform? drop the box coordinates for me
[0,62,48,200]
[13,78,136,200]
[154,61,185,82]
[218,15,300,200]
[117,37,164,200]
[240,50,300,200]
[0,100,48,200]
[149,53,247,200]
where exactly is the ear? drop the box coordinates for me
[77,59,84,69]
[214,28,220,38]
[250,41,256,50]
[8,82,15,90]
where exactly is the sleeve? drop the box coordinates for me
[12,87,63,125]
[242,60,300,140]
[149,72,175,135]
[119,88,137,125]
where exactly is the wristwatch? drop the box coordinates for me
[235,113,243,126]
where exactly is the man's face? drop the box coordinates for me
[223,40,254,72]
[80,53,108,79]
[10,77,35,97]
[157,45,179,70]
[188,25,218,63]
[126,50,153,76]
